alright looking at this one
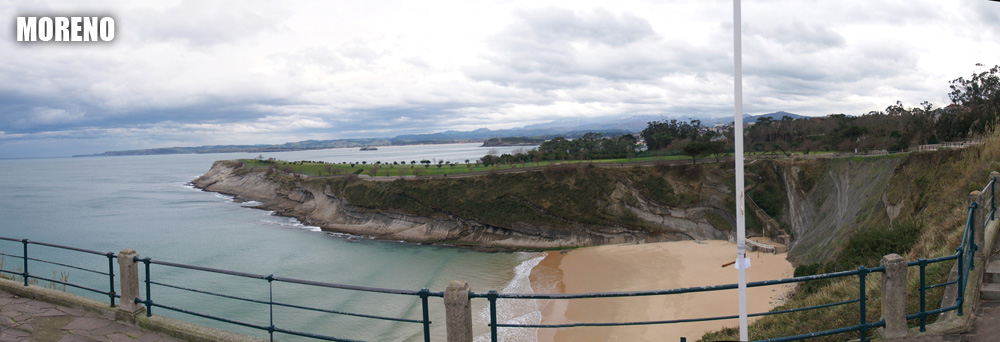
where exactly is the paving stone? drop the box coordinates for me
[0,296,13,306]
[57,306,87,317]
[37,308,69,317]
[109,333,139,342]
[61,316,111,331]
[57,335,101,342]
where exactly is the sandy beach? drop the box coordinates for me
[529,240,794,341]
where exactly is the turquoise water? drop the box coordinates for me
[0,143,541,341]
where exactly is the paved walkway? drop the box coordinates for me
[0,290,182,342]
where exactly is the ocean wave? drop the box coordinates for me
[213,193,235,201]
[475,253,545,342]
[259,216,322,232]
[240,200,263,206]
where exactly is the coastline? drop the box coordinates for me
[529,240,794,341]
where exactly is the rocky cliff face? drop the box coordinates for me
[192,160,733,250]
[778,157,905,265]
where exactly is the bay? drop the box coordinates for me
[0,143,540,341]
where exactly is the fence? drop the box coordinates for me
[0,173,996,341]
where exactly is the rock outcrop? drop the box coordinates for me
[192,160,732,250]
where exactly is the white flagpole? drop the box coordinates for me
[733,0,749,341]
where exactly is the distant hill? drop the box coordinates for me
[745,111,808,123]
[81,111,809,157]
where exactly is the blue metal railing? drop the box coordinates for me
[472,266,885,342]
[134,256,442,342]
[0,237,118,306]
[902,176,995,331]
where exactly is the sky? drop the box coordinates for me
[1,0,998,158]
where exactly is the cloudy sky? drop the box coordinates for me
[1,0,998,158]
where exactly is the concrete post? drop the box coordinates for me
[116,249,145,322]
[445,280,472,342]
[880,254,907,340]
[970,191,985,252]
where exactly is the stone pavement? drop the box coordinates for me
[0,289,183,342]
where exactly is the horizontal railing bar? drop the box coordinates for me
[757,320,884,342]
[272,276,443,297]
[906,304,960,320]
[0,252,24,259]
[148,280,271,306]
[27,240,112,257]
[26,257,110,276]
[497,298,859,328]
[0,269,19,276]
[480,267,882,300]
[926,280,958,290]
[146,259,269,280]
[152,302,272,332]
[30,274,112,297]
[273,326,366,342]
[907,254,960,266]
[271,300,426,324]
[0,237,22,243]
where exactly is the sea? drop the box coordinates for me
[0,143,544,341]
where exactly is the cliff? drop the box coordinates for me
[192,160,735,250]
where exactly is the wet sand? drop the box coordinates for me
[529,240,795,341]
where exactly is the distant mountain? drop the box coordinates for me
[82,111,808,157]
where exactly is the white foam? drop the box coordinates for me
[475,253,545,342]
[240,200,262,206]
[213,193,234,201]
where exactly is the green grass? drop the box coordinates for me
[242,155,699,178]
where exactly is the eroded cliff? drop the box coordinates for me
[193,160,735,250]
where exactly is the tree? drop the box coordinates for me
[682,142,708,164]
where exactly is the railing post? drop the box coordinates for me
[444,281,472,342]
[880,254,907,339]
[106,252,116,307]
[488,290,498,342]
[266,274,274,342]
[141,257,152,317]
[21,239,29,286]
[115,249,145,322]
[990,172,998,220]
[918,259,927,332]
[419,288,431,342]
[971,191,984,259]
[859,266,868,342]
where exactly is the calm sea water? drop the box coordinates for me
[0,143,541,341]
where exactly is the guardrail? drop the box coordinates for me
[0,237,118,306]
[132,256,442,342]
[1,173,996,341]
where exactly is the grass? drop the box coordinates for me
[243,155,705,177]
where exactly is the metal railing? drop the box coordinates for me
[134,256,442,342]
[471,266,885,342]
[0,237,118,306]
[904,176,994,331]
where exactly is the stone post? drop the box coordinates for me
[115,249,145,322]
[445,280,472,342]
[880,254,907,339]
[970,191,985,252]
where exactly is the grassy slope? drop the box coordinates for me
[306,163,732,234]
[702,135,1000,341]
